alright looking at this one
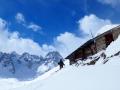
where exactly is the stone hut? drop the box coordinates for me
[65,25,120,65]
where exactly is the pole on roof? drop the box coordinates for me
[89,29,94,39]
[89,29,97,53]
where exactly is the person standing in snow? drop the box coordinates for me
[58,59,65,70]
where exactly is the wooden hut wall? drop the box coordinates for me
[68,53,76,65]
[96,36,106,52]
[90,43,97,54]
[84,46,92,57]
[74,49,83,60]
[113,28,120,40]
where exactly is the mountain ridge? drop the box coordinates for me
[0,51,63,80]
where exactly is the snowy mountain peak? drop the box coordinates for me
[45,51,63,62]
[36,51,63,74]
[0,51,63,80]
[11,51,18,55]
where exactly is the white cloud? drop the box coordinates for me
[98,0,120,7]
[14,13,89,57]
[34,14,117,58]
[28,23,42,32]
[0,18,8,30]
[1,14,118,58]
[0,18,59,57]
[34,32,88,58]
[55,14,117,57]
[15,13,42,32]
[55,15,119,58]
[0,18,46,56]
[15,13,25,24]
[78,14,111,36]
[53,32,88,57]
[42,44,56,53]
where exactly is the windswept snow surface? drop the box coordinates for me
[0,55,120,90]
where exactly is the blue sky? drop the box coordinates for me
[0,0,120,57]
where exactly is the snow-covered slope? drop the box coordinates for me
[105,35,120,57]
[1,55,120,90]
[0,34,120,90]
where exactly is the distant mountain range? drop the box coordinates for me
[0,51,63,80]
